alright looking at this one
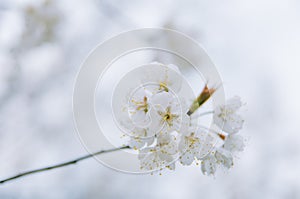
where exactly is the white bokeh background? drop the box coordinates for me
[0,0,300,198]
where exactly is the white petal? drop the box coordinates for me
[224,134,245,153]
[118,115,135,132]
[179,114,192,135]
[150,91,174,109]
[128,137,146,149]
[163,65,182,93]
[130,110,151,127]
[158,153,174,163]
[226,96,242,111]
[162,140,178,155]
[166,162,175,170]
[128,128,155,149]
[215,148,233,169]
[142,63,183,93]
[139,149,173,171]
[197,133,217,159]
[140,153,159,170]
[157,133,178,155]
[201,155,217,176]
[157,132,171,145]
[138,147,152,160]
[213,106,244,134]
[167,64,181,74]
[227,114,244,133]
[144,108,164,136]
[180,150,194,165]
[130,86,151,103]
[178,136,188,152]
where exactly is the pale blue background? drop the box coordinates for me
[0,0,299,198]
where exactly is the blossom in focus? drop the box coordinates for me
[128,87,152,127]
[113,62,246,175]
[142,63,183,93]
[138,132,178,171]
[201,154,217,176]
[153,92,181,132]
[178,131,203,165]
[127,127,155,149]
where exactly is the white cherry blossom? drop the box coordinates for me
[213,96,244,134]
[127,127,155,149]
[200,148,234,175]
[138,132,178,171]
[201,154,217,176]
[142,63,182,94]
[178,131,202,165]
[127,87,153,127]
[152,91,182,133]
[197,131,218,159]
[112,62,246,175]
[156,132,178,154]
[224,134,245,153]
[178,126,222,166]
[215,148,234,169]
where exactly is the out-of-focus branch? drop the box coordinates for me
[96,0,138,28]
[0,145,130,185]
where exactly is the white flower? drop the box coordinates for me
[138,147,164,171]
[152,91,182,132]
[151,91,174,108]
[156,132,178,155]
[139,149,176,171]
[127,127,155,149]
[197,131,218,160]
[215,148,233,169]
[128,136,154,150]
[177,101,194,134]
[213,96,244,134]
[138,132,178,171]
[128,87,153,127]
[201,148,233,175]
[120,86,164,136]
[178,127,221,166]
[224,134,245,153]
[178,130,203,165]
[142,63,182,93]
[113,62,246,175]
[201,154,217,176]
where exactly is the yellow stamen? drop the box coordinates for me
[159,82,169,92]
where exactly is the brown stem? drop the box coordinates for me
[0,146,130,185]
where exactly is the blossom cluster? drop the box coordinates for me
[116,63,245,175]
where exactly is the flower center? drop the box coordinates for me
[132,96,149,113]
[160,106,179,127]
[187,133,200,147]
[159,82,169,92]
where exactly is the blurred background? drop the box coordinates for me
[0,0,300,198]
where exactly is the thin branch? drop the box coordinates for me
[0,83,216,185]
[0,145,130,185]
